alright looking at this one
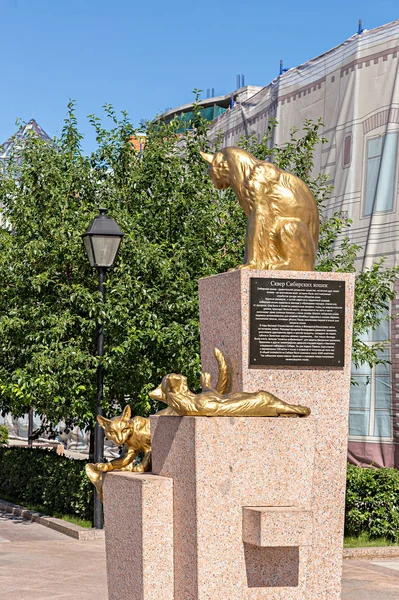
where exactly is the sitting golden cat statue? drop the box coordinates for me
[200,147,319,271]
[85,406,152,502]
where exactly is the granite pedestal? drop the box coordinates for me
[103,472,174,600]
[151,415,315,599]
[198,269,355,598]
[103,269,355,599]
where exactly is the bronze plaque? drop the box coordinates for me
[249,278,345,368]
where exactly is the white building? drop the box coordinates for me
[205,20,399,467]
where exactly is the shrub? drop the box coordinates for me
[0,425,8,445]
[1,448,399,538]
[346,463,399,542]
[0,446,93,521]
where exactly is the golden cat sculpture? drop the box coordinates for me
[149,355,311,418]
[85,406,152,502]
[85,349,229,500]
[200,147,319,271]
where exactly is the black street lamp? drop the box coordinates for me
[82,208,124,529]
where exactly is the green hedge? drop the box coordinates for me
[346,463,399,541]
[1,448,399,539]
[0,446,93,521]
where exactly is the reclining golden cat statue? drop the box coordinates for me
[149,353,311,418]
[200,147,319,271]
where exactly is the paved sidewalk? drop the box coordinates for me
[2,509,399,599]
[342,557,399,599]
[0,510,107,600]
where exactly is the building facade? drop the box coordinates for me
[159,85,263,130]
[0,119,52,165]
[206,20,399,467]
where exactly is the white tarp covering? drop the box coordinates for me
[209,20,399,467]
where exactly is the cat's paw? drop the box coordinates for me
[237,262,263,270]
[132,463,145,473]
[96,462,109,472]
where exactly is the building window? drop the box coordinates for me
[364,132,398,216]
[349,316,392,440]
[343,134,352,168]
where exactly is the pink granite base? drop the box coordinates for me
[242,507,313,547]
[198,269,355,599]
[103,269,354,599]
[103,471,174,600]
[151,415,316,599]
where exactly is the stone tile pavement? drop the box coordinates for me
[0,510,107,600]
[342,557,399,599]
[1,509,399,599]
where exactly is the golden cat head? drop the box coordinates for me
[149,374,189,404]
[97,405,133,445]
[200,150,230,190]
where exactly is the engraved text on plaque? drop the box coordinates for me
[249,278,345,367]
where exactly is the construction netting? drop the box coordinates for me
[209,20,399,467]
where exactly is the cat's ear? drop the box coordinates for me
[97,415,110,428]
[200,151,214,164]
[121,405,131,421]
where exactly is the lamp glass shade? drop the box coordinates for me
[82,208,124,268]
[83,235,95,267]
[90,235,122,268]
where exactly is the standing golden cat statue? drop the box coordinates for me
[200,147,319,271]
[84,349,228,500]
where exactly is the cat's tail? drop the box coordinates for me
[200,347,229,394]
[215,348,228,394]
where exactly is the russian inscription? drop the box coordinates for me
[249,278,345,367]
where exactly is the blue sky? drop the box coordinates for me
[2,0,398,153]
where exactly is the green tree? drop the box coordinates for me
[0,100,397,435]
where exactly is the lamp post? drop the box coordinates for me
[82,208,124,529]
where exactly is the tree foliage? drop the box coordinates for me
[0,99,397,432]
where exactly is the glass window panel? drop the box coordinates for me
[351,361,371,375]
[368,137,383,159]
[364,156,381,216]
[343,135,352,166]
[349,410,370,436]
[375,361,390,376]
[364,133,398,215]
[373,410,392,438]
[375,377,392,409]
[358,330,371,343]
[375,133,397,212]
[375,349,390,375]
[350,377,371,408]
[359,310,390,343]
[372,316,390,341]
